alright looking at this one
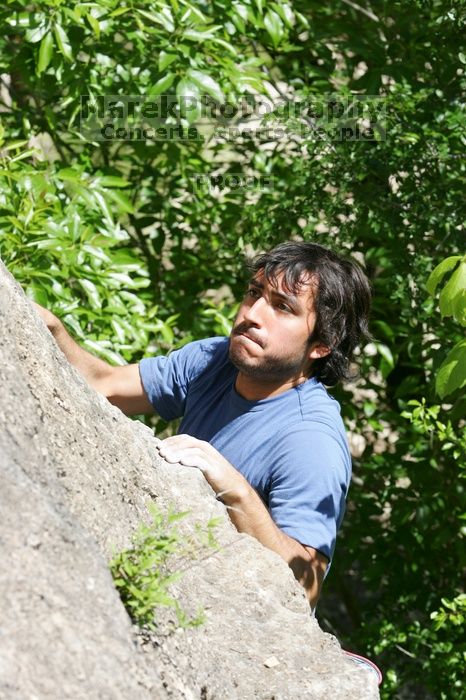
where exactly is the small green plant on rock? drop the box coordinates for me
[109,502,221,630]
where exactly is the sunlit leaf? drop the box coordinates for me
[78,278,101,309]
[176,79,201,123]
[37,32,54,75]
[188,70,224,104]
[56,168,82,182]
[86,13,100,38]
[25,22,49,44]
[183,26,222,41]
[148,72,175,97]
[137,8,175,32]
[53,23,73,61]
[263,10,284,47]
[96,176,130,189]
[439,261,466,322]
[426,256,461,296]
[376,343,394,367]
[436,339,466,398]
[105,189,135,214]
[158,51,177,72]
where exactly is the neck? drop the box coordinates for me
[235,372,309,401]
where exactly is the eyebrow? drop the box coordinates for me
[248,279,301,309]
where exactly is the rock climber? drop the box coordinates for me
[36,241,371,609]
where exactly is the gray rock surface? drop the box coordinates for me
[0,260,380,699]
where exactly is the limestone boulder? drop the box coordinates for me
[0,261,379,699]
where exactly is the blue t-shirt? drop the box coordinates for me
[139,337,351,561]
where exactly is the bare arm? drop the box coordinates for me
[34,303,154,416]
[158,435,328,608]
[226,477,327,607]
[225,484,328,608]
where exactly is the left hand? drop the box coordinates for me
[157,436,327,608]
[157,434,247,502]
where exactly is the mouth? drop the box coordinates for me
[232,329,263,348]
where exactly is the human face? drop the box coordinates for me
[229,271,329,394]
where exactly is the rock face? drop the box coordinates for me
[0,261,380,700]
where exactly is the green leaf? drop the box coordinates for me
[373,320,395,340]
[78,279,101,310]
[375,343,394,367]
[263,10,284,47]
[109,7,131,18]
[96,176,130,189]
[25,237,66,250]
[439,261,466,322]
[148,72,175,97]
[56,168,82,182]
[26,22,49,44]
[0,140,30,152]
[105,189,135,214]
[426,256,461,295]
[233,3,248,22]
[183,26,222,41]
[86,13,101,38]
[294,10,309,28]
[8,149,37,163]
[178,1,208,23]
[92,190,113,223]
[176,79,201,123]
[37,32,54,75]
[158,51,177,72]
[452,288,466,326]
[137,8,175,32]
[436,339,466,398]
[212,37,238,55]
[188,70,224,104]
[81,245,111,263]
[270,2,295,28]
[110,251,142,270]
[53,24,73,61]
[26,282,49,306]
[111,318,127,343]
[106,272,149,288]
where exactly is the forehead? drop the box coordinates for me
[252,269,317,307]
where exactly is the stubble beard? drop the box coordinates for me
[228,334,310,383]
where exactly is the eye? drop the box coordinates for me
[276,301,292,312]
[246,287,260,299]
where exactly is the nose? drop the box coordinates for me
[243,296,267,326]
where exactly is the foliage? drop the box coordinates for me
[0,135,177,364]
[1,0,465,697]
[109,502,221,630]
[426,255,466,398]
[375,596,466,700]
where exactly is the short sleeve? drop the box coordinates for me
[267,423,351,561]
[139,338,226,421]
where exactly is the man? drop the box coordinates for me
[36,241,371,609]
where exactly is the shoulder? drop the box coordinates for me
[139,336,229,399]
[171,336,229,363]
[141,336,228,378]
[274,420,350,461]
[271,383,351,482]
[296,379,344,424]
[267,422,351,524]
[176,336,230,378]
[138,337,230,419]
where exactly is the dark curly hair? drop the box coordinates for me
[249,241,372,386]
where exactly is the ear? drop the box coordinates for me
[308,343,331,361]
